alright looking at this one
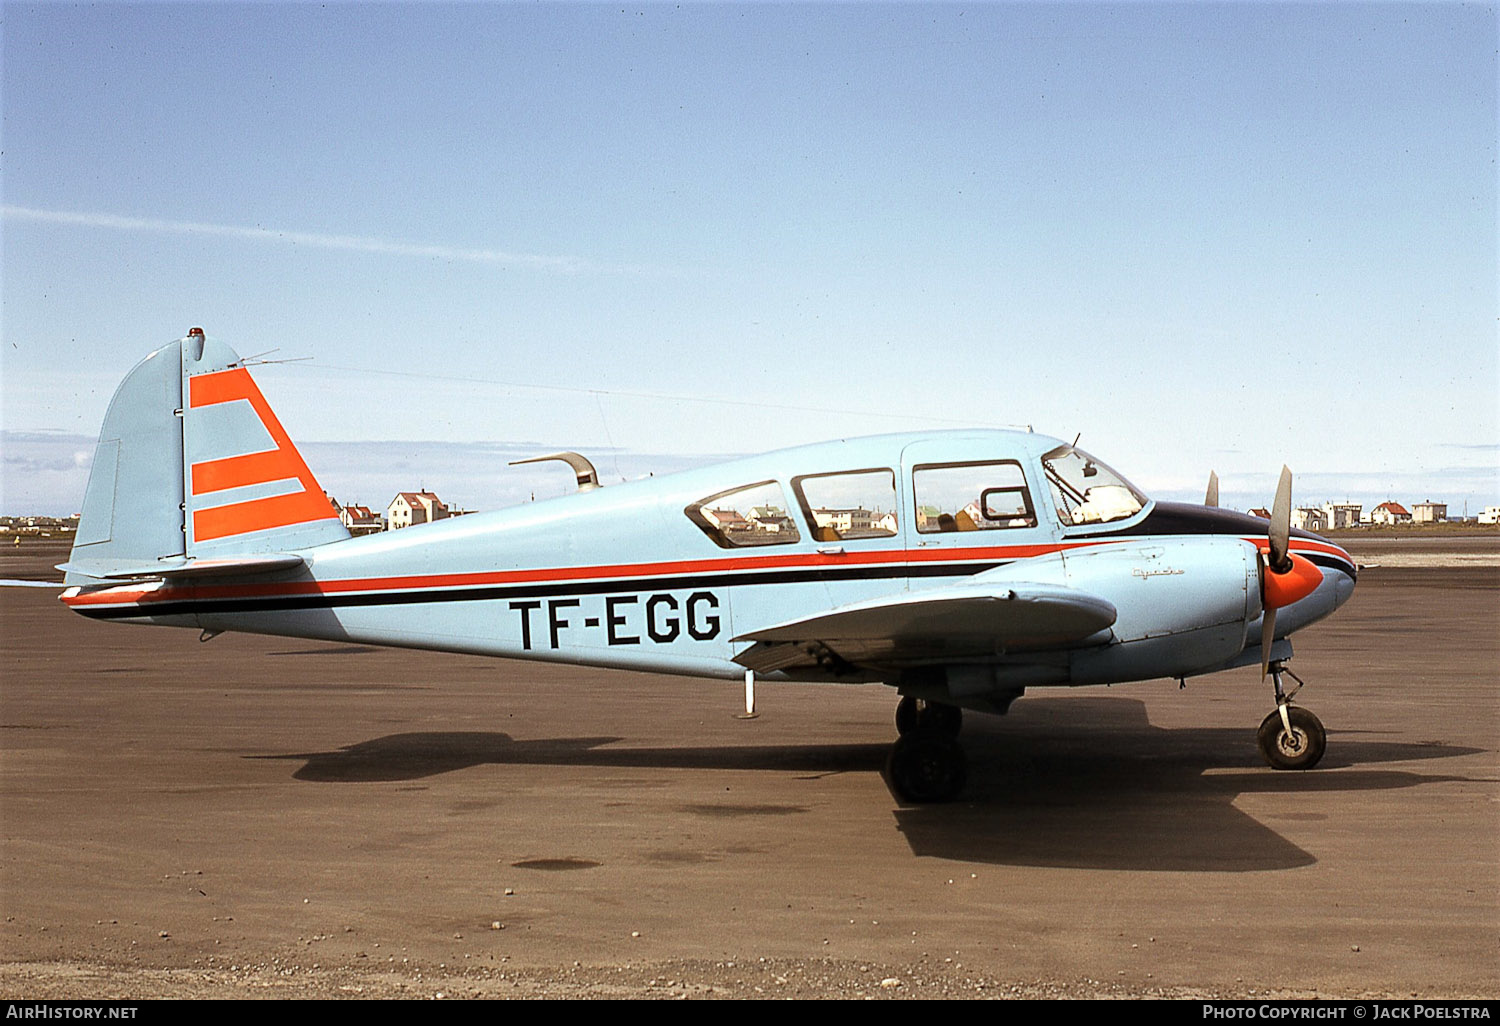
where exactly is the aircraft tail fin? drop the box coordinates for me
[63,329,348,584]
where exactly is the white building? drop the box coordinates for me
[1292,507,1328,532]
[387,491,450,530]
[1411,501,1447,524]
[1369,501,1412,526]
[339,504,383,536]
[746,505,795,534]
[811,507,893,536]
[1321,503,1362,530]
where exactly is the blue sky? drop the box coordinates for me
[3,2,1496,517]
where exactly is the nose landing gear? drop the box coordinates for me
[1257,661,1326,770]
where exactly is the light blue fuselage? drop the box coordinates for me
[69,430,1357,698]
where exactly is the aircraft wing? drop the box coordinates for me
[732,582,1117,674]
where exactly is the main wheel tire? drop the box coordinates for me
[919,701,963,739]
[895,696,920,737]
[886,732,967,803]
[1257,706,1327,770]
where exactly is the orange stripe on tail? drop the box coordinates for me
[188,368,339,542]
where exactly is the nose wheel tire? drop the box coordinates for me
[1257,706,1327,770]
[886,732,967,803]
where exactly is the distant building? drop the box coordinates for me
[811,507,893,537]
[703,507,751,533]
[1247,507,1271,520]
[1370,501,1412,526]
[745,505,795,534]
[1411,501,1447,524]
[1480,506,1500,525]
[704,505,790,545]
[1292,508,1328,532]
[388,491,450,530]
[1322,503,1362,530]
[0,515,78,537]
[340,504,384,536]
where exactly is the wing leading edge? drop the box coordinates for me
[732,582,1117,675]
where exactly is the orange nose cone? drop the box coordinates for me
[1263,552,1323,610]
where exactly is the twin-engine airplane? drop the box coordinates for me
[60,330,1356,802]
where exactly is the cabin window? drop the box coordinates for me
[791,469,899,541]
[685,481,801,548]
[1041,445,1147,525]
[913,461,1037,532]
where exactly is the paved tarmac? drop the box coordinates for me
[1,539,1496,998]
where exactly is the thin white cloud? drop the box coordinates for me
[3,205,605,273]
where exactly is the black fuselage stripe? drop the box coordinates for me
[1303,552,1357,578]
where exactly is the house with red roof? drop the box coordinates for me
[1369,501,1412,526]
[339,504,384,536]
[387,491,450,530]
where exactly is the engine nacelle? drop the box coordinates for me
[982,536,1263,685]
[1065,536,1262,684]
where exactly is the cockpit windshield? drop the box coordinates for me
[1041,444,1148,526]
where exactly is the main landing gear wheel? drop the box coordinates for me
[1257,706,1326,770]
[886,731,967,803]
[894,697,963,739]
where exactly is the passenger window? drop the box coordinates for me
[914,461,1037,532]
[792,469,899,541]
[685,481,801,548]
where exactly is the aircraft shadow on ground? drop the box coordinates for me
[262,734,888,783]
[257,695,1481,873]
[266,646,384,657]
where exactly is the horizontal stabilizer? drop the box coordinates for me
[56,553,305,581]
[733,581,1116,673]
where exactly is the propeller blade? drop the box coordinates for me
[1268,466,1293,573]
[1260,607,1277,679]
[1205,471,1219,508]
